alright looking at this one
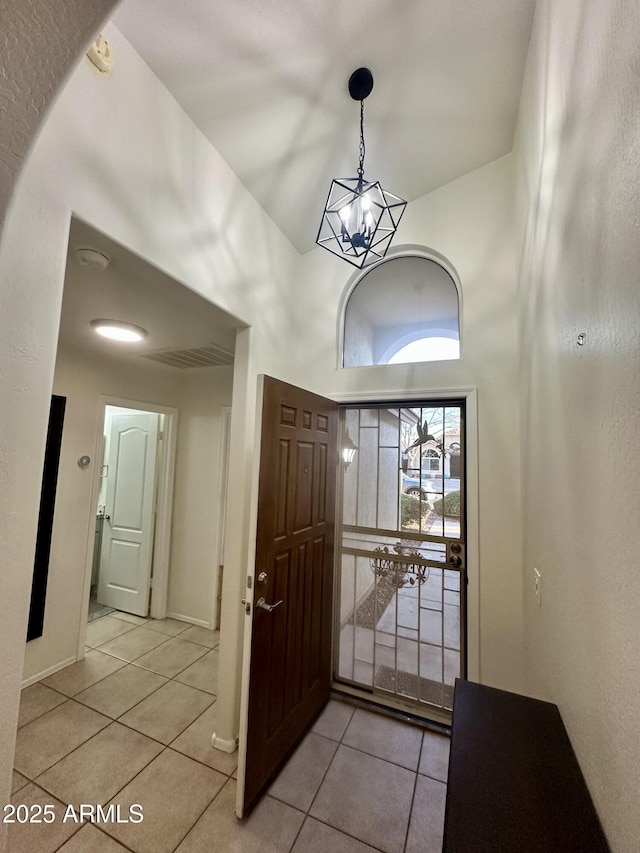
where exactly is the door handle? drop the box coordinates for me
[256,596,283,613]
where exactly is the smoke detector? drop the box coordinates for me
[74,247,110,272]
[86,35,114,76]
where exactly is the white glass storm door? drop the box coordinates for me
[335,402,466,722]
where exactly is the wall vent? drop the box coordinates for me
[142,344,234,369]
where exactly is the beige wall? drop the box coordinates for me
[294,154,524,693]
[514,1,640,849]
[168,367,234,626]
[23,344,232,684]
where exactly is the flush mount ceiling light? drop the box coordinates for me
[91,320,148,342]
[316,68,407,269]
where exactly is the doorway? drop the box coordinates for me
[83,398,178,644]
[90,404,163,620]
[334,400,466,724]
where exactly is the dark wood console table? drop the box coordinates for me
[442,679,610,852]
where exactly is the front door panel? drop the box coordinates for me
[239,376,338,816]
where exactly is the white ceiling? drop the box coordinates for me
[112,0,537,254]
[60,218,245,369]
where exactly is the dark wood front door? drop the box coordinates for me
[241,376,338,815]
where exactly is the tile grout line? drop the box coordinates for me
[14,616,225,850]
[282,704,437,853]
[284,704,357,853]
[293,706,358,846]
[16,622,222,784]
[25,693,438,853]
[402,732,424,853]
[36,625,226,853]
[269,705,355,850]
[15,705,113,783]
[300,812,389,853]
[69,618,219,702]
[167,774,232,853]
[17,692,221,791]
[16,685,70,731]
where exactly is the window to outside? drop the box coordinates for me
[388,337,460,364]
[342,255,460,367]
[425,449,440,471]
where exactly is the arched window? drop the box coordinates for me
[424,447,441,472]
[342,255,460,367]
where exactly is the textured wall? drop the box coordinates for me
[0,3,118,842]
[515,1,640,849]
[0,0,116,233]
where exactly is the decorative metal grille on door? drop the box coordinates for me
[335,403,465,717]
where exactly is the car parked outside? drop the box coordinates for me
[402,474,434,497]
[402,473,459,496]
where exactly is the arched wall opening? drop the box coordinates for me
[341,252,461,367]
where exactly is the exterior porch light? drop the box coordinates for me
[316,68,407,269]
[342,430,358,467]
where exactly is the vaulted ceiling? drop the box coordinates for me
[113,0,537,254]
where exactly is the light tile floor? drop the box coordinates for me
[9,612,449,852]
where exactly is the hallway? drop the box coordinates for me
[9,613,449,852]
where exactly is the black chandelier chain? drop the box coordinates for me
[357,99,366,181]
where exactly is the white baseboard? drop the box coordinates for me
[165,612,212,629]
[211,732,238,754]
[21,655,78,689]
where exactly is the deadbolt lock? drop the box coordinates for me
[447,542,465,570]
[257,571,268,584]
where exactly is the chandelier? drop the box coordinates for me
[316,68,407,269]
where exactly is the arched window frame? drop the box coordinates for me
[337,245,463,369]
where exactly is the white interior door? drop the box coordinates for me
[98,411,159,615]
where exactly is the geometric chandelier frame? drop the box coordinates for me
[316,68,407,269]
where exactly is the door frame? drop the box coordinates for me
[213,407,232,631]
[330,386,480,684]
[76,396,178,657]
[236,375,269,816]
